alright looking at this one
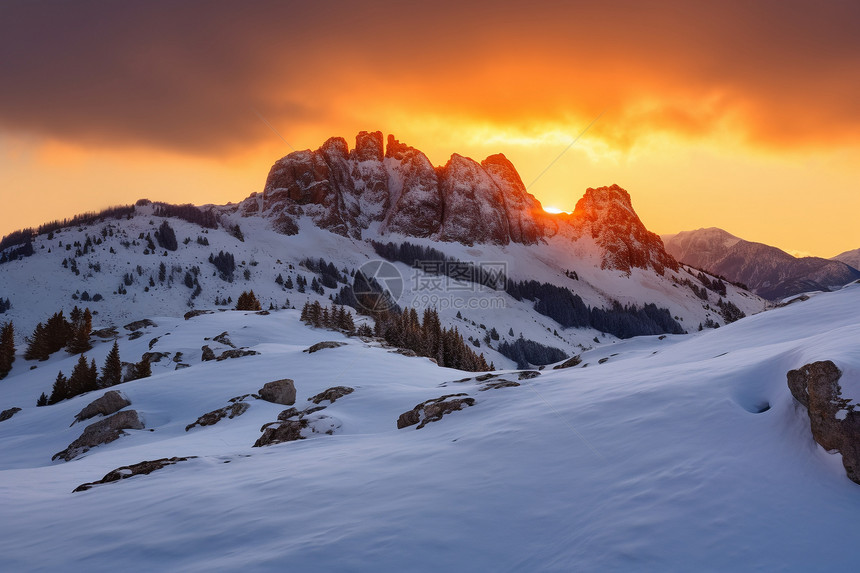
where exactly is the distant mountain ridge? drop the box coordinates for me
[663,228,860,300]
[833,247,860,270]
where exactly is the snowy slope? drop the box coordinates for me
[0,283,859,571]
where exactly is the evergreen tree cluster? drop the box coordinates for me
[209,251,236,282]
[300,301,356,334]
[153,203,218,228]
[24,307,93,361]
[497,337,568,369]
[0,204,133,254]
[300,257,348,289]
[717,298,745,324]
[507,279,684,339]
[0,321,15,379]
[374,307,490,372]
[235,291,262,311]
[0,241,34,265]
[371,240,505,289]
[0,297,10,313]
[41,341,151,406]
[154,220,178,251]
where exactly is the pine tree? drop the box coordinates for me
[24,322,49,361]
[0,321,14,379]
[66,355,90,398]
[134,356,152,380]
[87,359,99,393]
[36,392,48,407]
[66,308,92,354]
[49,370,69,404]
[100,341,123,387]
[235,290,261,311]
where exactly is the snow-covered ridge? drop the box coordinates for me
[0,276,857,570]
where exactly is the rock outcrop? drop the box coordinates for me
[73,457,195,492]
[258,379,296,405]
[787,360,860,484]
[254,405,341,447]
[308,386,353,404]
[397,393,476,429]
[53,410,145,462]
[0,407,21,422]
[73,390,131,425]
[303,341,345,353]
[185,396,252,431]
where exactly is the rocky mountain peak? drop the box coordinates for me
[255,133,678,273]
[351,131,384,162]
[570,184,678,275]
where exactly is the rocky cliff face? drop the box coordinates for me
[568,185,678,275]
[253,131,676,273]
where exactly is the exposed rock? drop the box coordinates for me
[184,309,214,320]
[787,360,860,484]
[517,370,541,380]
[598,357,610,364]
[213,332,236,348]
[185,401,250,431]
[172,352,184,363]
[127,331,144,341]
[73,457,196,492]
[303,341,346,353]
[258,379,296,405]
[53,410,145,462]
[141,351,170,363]
[215,349,260,361]
[201,345,216,361]
[479,380,520,391]
[91,327,118,339]
[254,406,340,447]
[390,348,417,357]
[254,419,306,447]
[123,319,157,331]
[308,386,354,404]
[148,337,160,349]
[73,390,130,425]
[175,363,190,370]
[397,393,476,429]
[0,407,22,422]
[569,185,678,275]
[553,355,582,369]
[276,407,300,421]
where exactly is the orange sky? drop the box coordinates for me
[1,1,858,257]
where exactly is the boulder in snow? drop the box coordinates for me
[258,379,296,405]
[53,410,145,462]
[787,360,860,484]
[73,390,131,425]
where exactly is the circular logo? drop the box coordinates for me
[353,260,403,313]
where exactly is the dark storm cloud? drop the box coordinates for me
[1,0,859,153]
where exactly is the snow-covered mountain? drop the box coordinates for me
[833,247,860,270]
[0,133,766,365]
[663,227,860,300]
[0,271,858,571]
